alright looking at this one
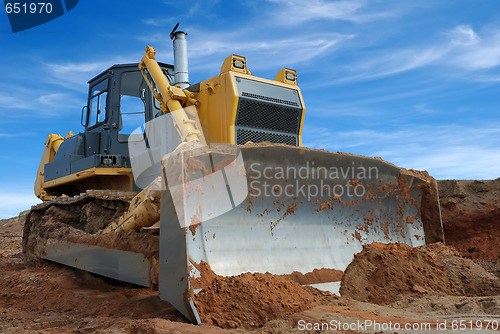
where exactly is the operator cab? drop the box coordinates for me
[83,63,175,140]
[42,63,175,194]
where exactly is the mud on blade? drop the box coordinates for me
[158,143,444,323]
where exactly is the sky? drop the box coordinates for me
[0,0,499,218]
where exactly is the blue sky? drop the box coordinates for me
[1,0,499,218]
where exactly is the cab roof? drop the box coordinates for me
[88,62,174,85]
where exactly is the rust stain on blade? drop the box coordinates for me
[270,202,298,231]
[189,221,200,236]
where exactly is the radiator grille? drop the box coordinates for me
[236,128,297,146]
[241,92,299,107]
[236,99,301,134]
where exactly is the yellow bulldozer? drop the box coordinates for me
[23,24,444,324]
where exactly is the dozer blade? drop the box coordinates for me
[157,143,444,323]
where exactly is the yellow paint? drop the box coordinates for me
[103,177,162,233]
[39,167,133,201]
[274,68,297,86]
[139,46,201,143]
[43,167,132,188]
[34,133,65,200]
[220,54,251,75]
[193,64,306,146]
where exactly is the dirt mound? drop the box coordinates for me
[285,268,343,285]
[194,272,317,329]
[340,242,500,305]
[438,179,500,260]
[477,259,500,279]
[391,295,500,315]
[0,215,26,235]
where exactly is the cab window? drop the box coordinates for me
[87,78,108,128]
[119,71,146,136]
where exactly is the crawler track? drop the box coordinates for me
[22,190,136,264]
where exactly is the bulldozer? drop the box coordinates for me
[24,25,444,324]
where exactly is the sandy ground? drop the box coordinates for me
[1,179,499,333]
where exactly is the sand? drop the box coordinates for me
[0,177,498,332]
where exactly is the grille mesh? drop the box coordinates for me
[236,99,301,133]
[236,128,297,146]
[241,92,299,107]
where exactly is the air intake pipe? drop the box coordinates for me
[170,23,190,89]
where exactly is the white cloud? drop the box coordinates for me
[0,87,85,118]
[143,1,206,27]
[0,192,40,219]
[45,61,105,89]
[0,93,33,110]
[0,133,32,137]
[320,24,500,84]
[267,0,392,24]
[342,46,447,81]
[45,59,130,90]
[413,103,436,115]
[390,145,500,180]
[270,0,363,21]
[474,74,500,82]
[449,30,500,70]
[143,17,173,27]
[303,123,500,180]
[36,92,81,108]
[450,24,480,46]
[191,33,351,64]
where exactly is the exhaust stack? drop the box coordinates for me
[170,23,190,89]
